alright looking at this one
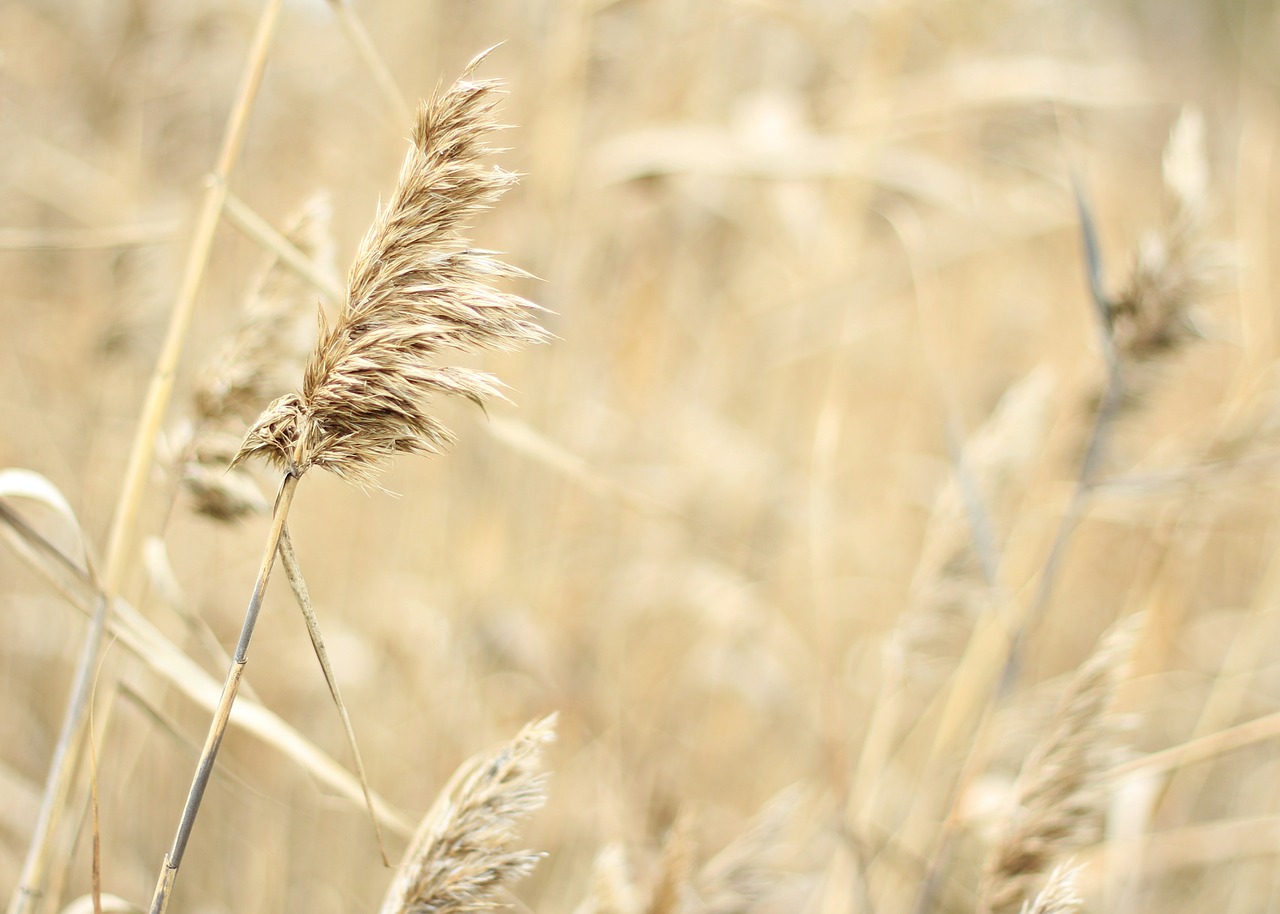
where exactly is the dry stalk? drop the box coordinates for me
[148,51,546,914]
[900,368,1055,687]
[378,715,555,914]
[646,813,696,914]
[6,6,286,913]
[977,617,1139,914]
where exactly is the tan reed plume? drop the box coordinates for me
[149,52,545,914]
[574,845,641,914]
[235,51,548,483]
[378,715,555,914]
[977,616,1139,914]
[177,191,334,520]
[1107,108,1221,365]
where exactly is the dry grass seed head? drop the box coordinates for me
[179,191,334,520]
[236,52,548,484]
[573,844,641,914]
[978,616,1139,914]
[378,714,556,914]
[1108,108,1223,363]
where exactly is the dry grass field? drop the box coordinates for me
[3,1,1280,913]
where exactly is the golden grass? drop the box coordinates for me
[3,3,1279,914]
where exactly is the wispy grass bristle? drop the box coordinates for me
[235,51,548,484]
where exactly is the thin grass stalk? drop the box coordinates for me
[8,5,285,912]
[325,0,413,126]
[277,524,389,864]
[148,471,298,914]
[0,503,413,834]
[222,192,344,305]
[5,591,106,914]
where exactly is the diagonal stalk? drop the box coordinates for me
[278,525,390,865]
[148,471,299,914]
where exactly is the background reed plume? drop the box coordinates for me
[236,51,548,483]
[379,715,554,914]
[977,617,1139,914]
[175,191,335,520]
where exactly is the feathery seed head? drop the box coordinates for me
[1107,108,1223,363]
[236,52,547,484]
[978,616,1139,914]
[379,714,556,914]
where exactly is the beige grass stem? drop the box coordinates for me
[148,472,298,914]
[325,0,413,127]
[222,191,344,305]
[103,0,284,591]
[277,524,389,865]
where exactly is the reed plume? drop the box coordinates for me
[149,52,545,914]
[378,715,555,914]
[1107,108,1220,364]
[574,845,641,914]
[177,191,334,520]
[235,51,548,483]
[977,617,1138,914]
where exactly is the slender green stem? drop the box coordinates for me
[149,472,299,914]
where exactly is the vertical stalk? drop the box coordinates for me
[148,472,299,914]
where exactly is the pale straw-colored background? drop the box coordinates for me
[2,2,1279,913]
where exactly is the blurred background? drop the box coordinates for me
[3,1,1280,912]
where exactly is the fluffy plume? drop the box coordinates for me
[178,191,334,520]
[235,52,548,483]
[977,617,1139,914]
[1107,108,1223,362]
[378,714,555,914]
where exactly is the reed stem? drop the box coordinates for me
[148,471,299,914]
